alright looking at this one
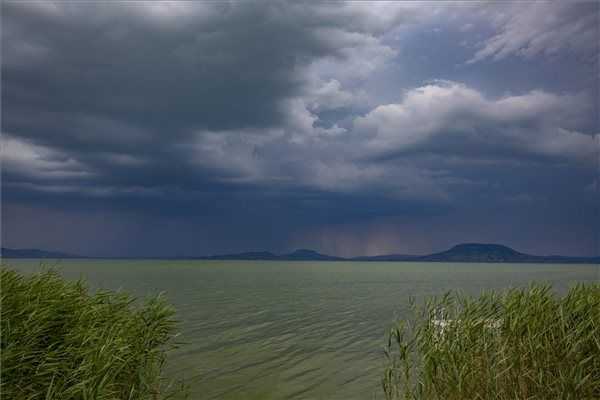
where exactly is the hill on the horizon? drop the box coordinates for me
[361,243,598,264]
[1,247,83,259]
[370,243,599,264]
[422,243,529,262]
[200,248,344,261]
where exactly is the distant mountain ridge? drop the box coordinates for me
[1,247,84,259]
[423,243,529,262]
[199,248,344,261]
[2,244,598,263]
[359,243,599,264]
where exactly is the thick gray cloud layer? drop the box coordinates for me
[2,1,598,257]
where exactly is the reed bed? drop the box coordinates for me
[383,284,600,400]
[1,268,185,400]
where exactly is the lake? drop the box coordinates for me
[6,260,599,400]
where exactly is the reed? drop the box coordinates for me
[383,284,600,400]
[1,268,185,400]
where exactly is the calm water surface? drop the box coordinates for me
[8,260,599,400]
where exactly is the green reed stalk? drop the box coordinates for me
[383,284,600,400]
[1,268,186,400]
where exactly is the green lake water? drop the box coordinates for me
[6,260,599,400]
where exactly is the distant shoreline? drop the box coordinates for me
[3,243,599,264]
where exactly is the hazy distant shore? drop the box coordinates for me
[3,243,599,264]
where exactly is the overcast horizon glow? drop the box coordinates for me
[2,1,599,257]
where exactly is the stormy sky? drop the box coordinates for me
[2,1,599,257]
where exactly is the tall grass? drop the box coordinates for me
[1,268,186,400]
[383,284,600,400]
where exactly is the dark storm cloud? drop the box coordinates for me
[2,1,598,257]
[3,1,304,133]
[1,1,407,138]
[1,1,405,193]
